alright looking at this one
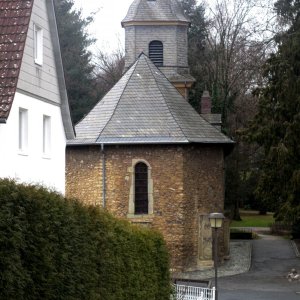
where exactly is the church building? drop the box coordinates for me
[66,0,233,271]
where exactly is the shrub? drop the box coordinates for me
[0,179,171,299]
[230,229,253,240]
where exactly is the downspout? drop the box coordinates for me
[101,143,106,208]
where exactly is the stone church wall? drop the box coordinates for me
[66,144,225,271]
[182,145,225,270]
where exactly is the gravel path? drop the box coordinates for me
[175,241,252,281]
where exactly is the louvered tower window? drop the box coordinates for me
[149,41,163,67]
[134,162,149,214]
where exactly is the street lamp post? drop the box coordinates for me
[209,212,225,300]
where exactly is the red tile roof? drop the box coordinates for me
[0,0,33,121]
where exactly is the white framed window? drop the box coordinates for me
[19,108,28,154]
[43,115,51,157]
[34,24,43,65]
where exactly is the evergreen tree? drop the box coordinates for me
[54,0,99,124]
[244,0,300,222]
[179,0,207,109]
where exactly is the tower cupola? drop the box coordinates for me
[122,0,195,99]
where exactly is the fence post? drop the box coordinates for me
[212,287,216,300]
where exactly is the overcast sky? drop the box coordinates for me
[73,0,275,55]
[73,0,134,54]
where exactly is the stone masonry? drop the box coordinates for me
[66,144,226,271]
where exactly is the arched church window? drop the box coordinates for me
[134,162,149,214]
[149,40,163,67]
[128,159,153,218]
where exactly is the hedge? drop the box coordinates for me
[0,179,171,299]
[230,229,253,240]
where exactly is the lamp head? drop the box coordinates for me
[209,212,225,228]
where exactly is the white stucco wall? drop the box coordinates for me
[0,92,66,194]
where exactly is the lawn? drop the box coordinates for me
[230,211,275,228]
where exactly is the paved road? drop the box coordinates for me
[219,236,300,300]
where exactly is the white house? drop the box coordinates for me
[0,0,74,193]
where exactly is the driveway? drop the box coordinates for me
[219,235,300,300]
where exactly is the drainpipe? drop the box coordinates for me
[101,143,106,208]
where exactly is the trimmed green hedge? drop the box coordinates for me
[230,229,253,240]
[0,179,171,299]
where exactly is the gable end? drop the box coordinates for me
[0,0,34,121]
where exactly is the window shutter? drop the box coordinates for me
[149,41,163,67]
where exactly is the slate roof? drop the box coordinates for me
[122,0,190,25]
[69,54,233,146]
[0,0,33,122]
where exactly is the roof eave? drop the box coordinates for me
[121,20,190,27]
[47,0,75,140]
[67,140,235,147]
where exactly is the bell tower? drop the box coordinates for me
[122,0,195,99]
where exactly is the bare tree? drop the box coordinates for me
[197,0,278,218]
[202,0,276,131]
[93,48,125,98]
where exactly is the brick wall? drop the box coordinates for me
[66,144,225,271]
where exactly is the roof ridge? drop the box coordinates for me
[143,54,228,141]
[143,55,187,141]
[168,0,176,18]
[169,0,186,20]
[126,0,142,22]
[95,60,138,141]
[135,0,143,19]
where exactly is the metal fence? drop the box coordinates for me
[173,284,216,300]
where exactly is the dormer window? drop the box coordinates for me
[34,24,43,66]
[149,41,163,67]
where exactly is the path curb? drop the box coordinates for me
[290,240,300,258]
[246,241,253,272]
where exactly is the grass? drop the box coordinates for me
[230,210,274,228]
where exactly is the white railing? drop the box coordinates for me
[173,284,216,300]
